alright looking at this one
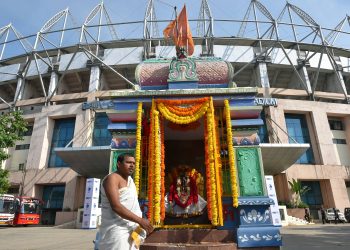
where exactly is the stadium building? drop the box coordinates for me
[1,0,350,227]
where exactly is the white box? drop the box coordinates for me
[265,175,282,226]
[83,197,99,213]
[85,178,100,199]
[82,213,98,229]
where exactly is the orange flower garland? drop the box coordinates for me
[160,117,166,220]
[157,101,209,124]
[204,115,212,220]
[165,102,204,116]
[147,97,223,226]
[147,100,155,222]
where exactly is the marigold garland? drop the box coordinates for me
[224,100,239,208]
[165,102,204,116]
[210,104,223,226]
[160,116,166,221]
[147,101,155,222]
[134,102,143,194]
[158,97,209,105]
[206,102,218,225]
[157,101,209,124]
[204,115,212,220]
[147,97,223,226]
[153,110,161,224]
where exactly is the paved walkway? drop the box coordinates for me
[281,223,350,250]
[0,224,349,250]
[0,226,97,250]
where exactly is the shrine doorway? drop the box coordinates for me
[163,118,211,226]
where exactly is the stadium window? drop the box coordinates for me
[15,144,30,150]
[332,138,347,144]
[42,185,65,209]
[258,111,269,143]
[92,112,112,146]
[285,114,315,164]
[48,118,75,168]
[328,119,344,131]
[18,163,25,171]
[19,125,33,137]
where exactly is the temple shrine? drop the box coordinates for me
[99,5,281,249]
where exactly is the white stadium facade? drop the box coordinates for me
[1,0,350,225]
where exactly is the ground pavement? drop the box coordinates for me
[0,223,349,250]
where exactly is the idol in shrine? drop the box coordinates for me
[165,165,207,217]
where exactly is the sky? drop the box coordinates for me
[1,0,350,58]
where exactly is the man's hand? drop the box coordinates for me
[138,218,154,235]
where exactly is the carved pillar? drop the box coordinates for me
[228,95,282,248]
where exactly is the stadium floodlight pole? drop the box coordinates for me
[79,46,137,90]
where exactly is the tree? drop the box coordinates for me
[0,111,28,194]
[288,178,311,208]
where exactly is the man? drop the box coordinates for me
[333,208,339,224]
[304,208,310,223]
[99,153,153,250]
[320,207,326,224]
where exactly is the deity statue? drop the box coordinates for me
[165,165,207,217]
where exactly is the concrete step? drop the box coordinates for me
[142,229,280,250]
[145,229,235,244]
[141,242,280,250]
[141,242,237,250]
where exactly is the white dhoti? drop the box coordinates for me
[99,176,146,250]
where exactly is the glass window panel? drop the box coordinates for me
[48,118,75,168]
[285,114,315,164]
[42,185,65,209]
[93,113,112,146]
[300,181,323,206]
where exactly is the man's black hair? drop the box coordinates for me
[117,153,135,163]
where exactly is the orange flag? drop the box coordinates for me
[163,5,194,56]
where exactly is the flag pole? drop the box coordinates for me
[174,6,178,49]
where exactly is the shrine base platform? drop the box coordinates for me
[141,229,280,250]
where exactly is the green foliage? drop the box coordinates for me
[297,202,309,208]
[0,111,28,194]
[0,111,28,163]
[0,169,10,194]
[288,178,311,208]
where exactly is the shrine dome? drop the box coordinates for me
[135,57,234,89]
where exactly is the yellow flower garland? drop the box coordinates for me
[210,100,223,226]
[157,101,209,124]
[224,100,239,207]
[134,102,143,194]
[147,100,155,223]
[153,110,161,224]
[147,97,223,226]
[206,103,217,225]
